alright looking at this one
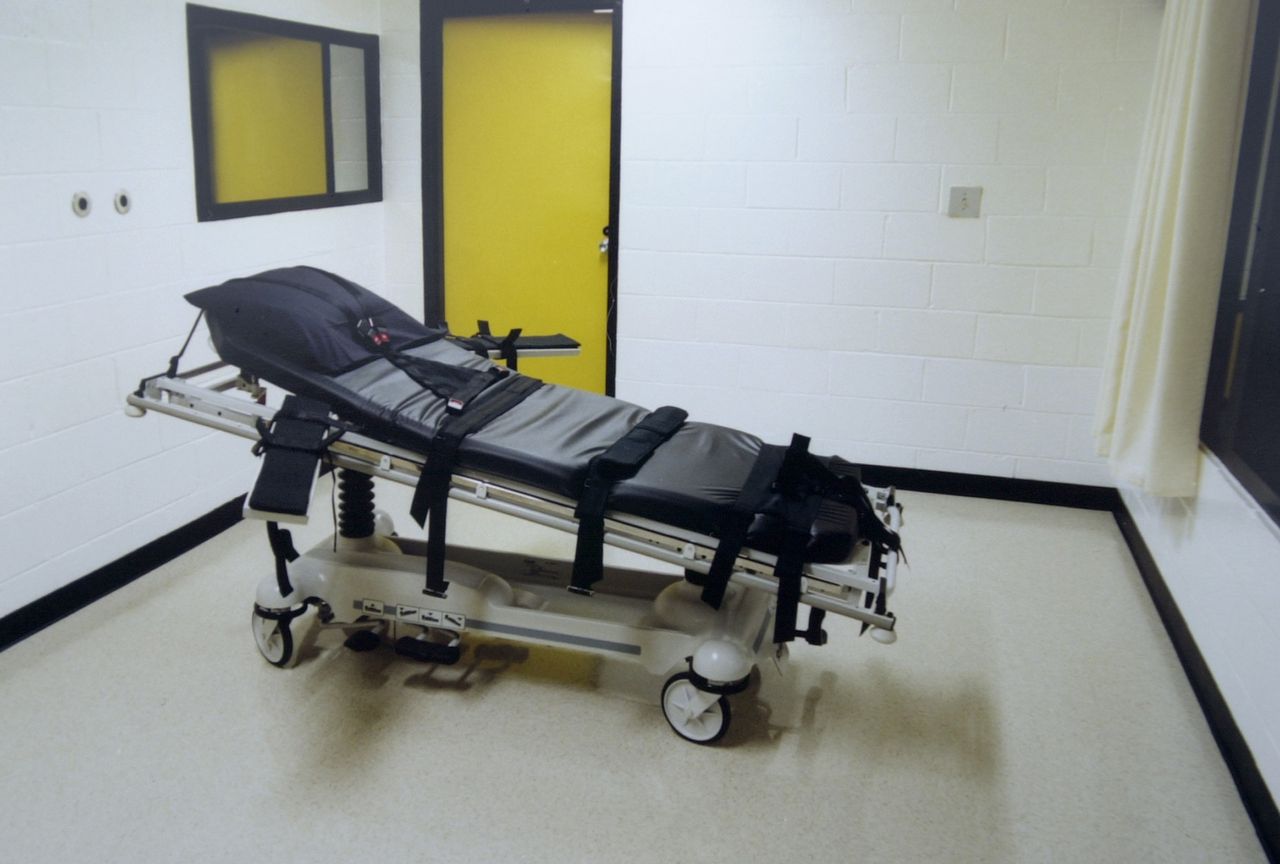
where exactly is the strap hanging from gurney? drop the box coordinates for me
[829,474,903,559]
[569,406,688,595]
[250,396,345,599]
[133,310,205,397]
[699,443,789,610]
[266,522,299,597]
[766,436,905,643]
[772,491,824,644]
[770,435,824,644]
[166,310,204,378]
[410,375,544,597]
[699,433,834,642]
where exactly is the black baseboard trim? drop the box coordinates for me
[0,495,245,653]
[1114,502,1280,863]
[858,463,1121,511]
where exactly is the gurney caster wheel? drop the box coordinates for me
[662,672,730,745]
[251,606,301,668]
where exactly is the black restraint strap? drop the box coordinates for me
[266,521,300,598]
[771,492,824,644]
[700,433,833,642]
[830,475,902,557]
[344,293,509,417]
[250,397,344,600]
[409,375,544,597]
[476,320,523,370]
[700,433,902,642]
[777,438,904,643]
[569,406,688,595]
[380,347,508,415]
[769,435,824,643]
[699,444,789,609]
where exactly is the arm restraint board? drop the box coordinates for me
[245,395,335,524]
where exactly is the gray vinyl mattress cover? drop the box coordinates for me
[186,267,861,563]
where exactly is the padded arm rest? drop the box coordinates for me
[245,396,334,523]
[504,333,579,352]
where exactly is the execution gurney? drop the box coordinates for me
[126,267,904,744]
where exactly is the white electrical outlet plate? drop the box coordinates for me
[948,186,983,218]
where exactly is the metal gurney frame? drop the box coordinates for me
[127,361,904,744]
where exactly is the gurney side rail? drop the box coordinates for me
[127,367,900,634]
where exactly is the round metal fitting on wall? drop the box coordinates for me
[71,192,91,217]
[114,190,131,214]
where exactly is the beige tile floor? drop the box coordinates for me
[0,483,1266,863]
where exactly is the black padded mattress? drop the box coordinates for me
[187,267,860,563]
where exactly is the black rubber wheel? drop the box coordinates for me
[344,629,381,652]
[251,607,296,667]
[661,672,731,744]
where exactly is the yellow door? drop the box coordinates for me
[442,13,613,393]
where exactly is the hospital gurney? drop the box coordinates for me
[125,267,904,744]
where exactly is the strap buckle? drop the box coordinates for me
[357,317,390,347]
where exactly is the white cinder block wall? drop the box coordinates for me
[0,0,413,619]
[381,0,424,321]
[615,0,1162,485]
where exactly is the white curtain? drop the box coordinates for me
[1095,0,1256,497]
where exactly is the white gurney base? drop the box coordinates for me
[254,529,777,743]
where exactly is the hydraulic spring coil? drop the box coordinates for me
[337,469,376,538]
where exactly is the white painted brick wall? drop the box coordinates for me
[799,114,895,161]
[833,259,931,307]
[900,13,1006,62]
[0,0,399,618]
[748,163,842,210]
[847,64,952,113]
[975,314,1079,365]
[884,213,985,262]
[842,164,940,212]
[931,263,1035,313]
[895,115,999,162]
[922,358,1023,407]
[616,0,1162,486]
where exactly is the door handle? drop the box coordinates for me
[599,225,610,253]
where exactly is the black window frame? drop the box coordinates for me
[186,4,383,222]
[1203,2,1280,525]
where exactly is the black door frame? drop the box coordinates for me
[420,0,622,395]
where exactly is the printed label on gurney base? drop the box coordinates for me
[357,599,464,630]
